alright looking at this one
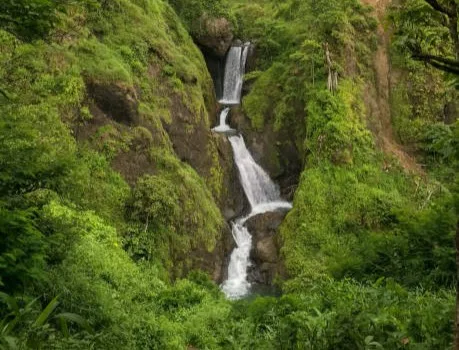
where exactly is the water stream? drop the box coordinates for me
[212,107,233,133]
[220,44,250,105]
[213,43,291,300]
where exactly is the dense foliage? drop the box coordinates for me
[168,0,235,36]
[0,0,457,349]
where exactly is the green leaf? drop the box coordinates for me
[55,312,94,334]
[58,317,69,338]
[3,335,18,350]
[0,293,19,315]
[32,296,59,328]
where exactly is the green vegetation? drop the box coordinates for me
[389,0,459,76]
[234,0,458,347]
[168,0,235,36]
[0,0,67,40]
[126,153,223,275]
[0,0,457,349]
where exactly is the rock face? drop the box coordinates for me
[162,95,217,178]
[87,80,139,125]
[246,210,288,285]
[188,222,236,283]
[214,133,248,221]
[230,107,302,201]
[195,16,234,58]
[78,75,247,282]
[162,96,247,221]
[245,44,258,75]
[203,53,224,100]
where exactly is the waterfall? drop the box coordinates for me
[220,44,250,105]
[221,136,291,299]
[212,107,233,132]
[213,43,292,299]
[221,219,252,298]
[229,135,280,208]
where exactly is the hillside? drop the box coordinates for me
[0,0,458,349]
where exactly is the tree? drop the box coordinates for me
[392,2,459,346]
[392,0,459,75]
[416,0,459,73]
[0,0,59,40]
[0,0,98,41]
[0,207,47,293]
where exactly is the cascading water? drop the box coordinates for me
[220,44,250,105]
[213,43,291,300]
[212,107,233,133]
[221,135,291,299]
[229,135,281,208]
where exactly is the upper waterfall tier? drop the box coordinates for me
[219,44,250,105]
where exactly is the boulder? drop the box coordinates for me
[246,210,288,285]
[195,16,234,58]
[256,237,278,263]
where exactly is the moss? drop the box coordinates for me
[127,149,224,276]
[92,124,132,160]
[207,141,224,201]
[0,0,222,279]
[168,0,235,37]
[243,64,284,131]
[280,79,455,289]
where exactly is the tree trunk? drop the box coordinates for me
[324,43,338,92]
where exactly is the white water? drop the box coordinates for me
[221,219,252,298]
[229,136,281,208]
[212,107,233,132]
[221,135,291,300]
[216,43,292,300]
[220,44,250,105]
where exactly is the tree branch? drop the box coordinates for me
[422,58,459,74]
[423,0,456,17]
[413,53,459,67]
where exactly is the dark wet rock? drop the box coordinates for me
[86,80,139,125]
[246,211,288,285]
[164,98,247,221]
[163,100,215,178]
[230,107,301,201]
[203,53,224,100]
[256,237,278,263]
[214,134,248,220]
[245,44,257,74]
[188,222,236,283]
